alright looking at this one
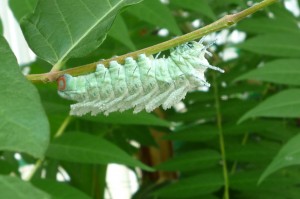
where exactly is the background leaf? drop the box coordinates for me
[127,0,181,35]
[237,17,299,34]
[239,89,300,123]
[108,15,135,50]
[154,172,223,198]
[46,132,153,171]
[259,133,300,183]
[0,36,49,158]
[235,59,300,85]
[155,150,220,171]
[170,0,216,20]
[32,179,92,199]
[0,175,50,199]
[238,33,300,58]
[164,125,218,142]
[81,110,170,126]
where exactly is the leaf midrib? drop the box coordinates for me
[56,0,123,65]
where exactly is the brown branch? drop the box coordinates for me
[26,0,278,83]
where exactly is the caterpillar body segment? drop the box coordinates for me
[145,58,175,112]
[162,58,190,110]
[119,57,144,112]
[57,41,224,116]
[101,61,129,115]
[132,54,159,113]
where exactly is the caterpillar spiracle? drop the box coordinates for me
[57,40,224,116]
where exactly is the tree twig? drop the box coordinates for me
[26,0,278,83]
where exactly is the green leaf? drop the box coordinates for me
[32,179,92,199]
[154,172,223,198]
[46,132,153,171]
[0,160,18,175]
[259,133,300,184]
[59,163,106,197]
[121,127,157,147]
[238,33,300,58]
[231,170,300,191]
[0,36,49,158]
[237,189,300,199]
[21,0,142,65]
[108,15,135,50]
[155,150,220,171]
[237,17,299,34]
[226,142,278,163]
[9,0,37,21]
[127,0,181,35]
[0,175,50,199]
[235,59,300,85]
[239,89,300,123]
[223,120,270,135]
[170,0,216,20]
[164,125,218,142]
[81,110,170,127]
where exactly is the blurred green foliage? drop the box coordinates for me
[1,0,300,198]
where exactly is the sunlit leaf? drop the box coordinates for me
[21,0,142,64]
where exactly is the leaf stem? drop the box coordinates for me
[212,73,230,199]
[24,158,44,181]
[26,0,278,83]
[54,115,72,138]
[25,116,72,181]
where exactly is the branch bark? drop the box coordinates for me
[26,0,278,83]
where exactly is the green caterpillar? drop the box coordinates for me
[57,40,224,116]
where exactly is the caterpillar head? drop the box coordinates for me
[171,41,209,71]
[57,74,76,100]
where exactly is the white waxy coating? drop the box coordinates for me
[58,41,224,116]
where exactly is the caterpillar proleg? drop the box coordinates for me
[57,40,224,116]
